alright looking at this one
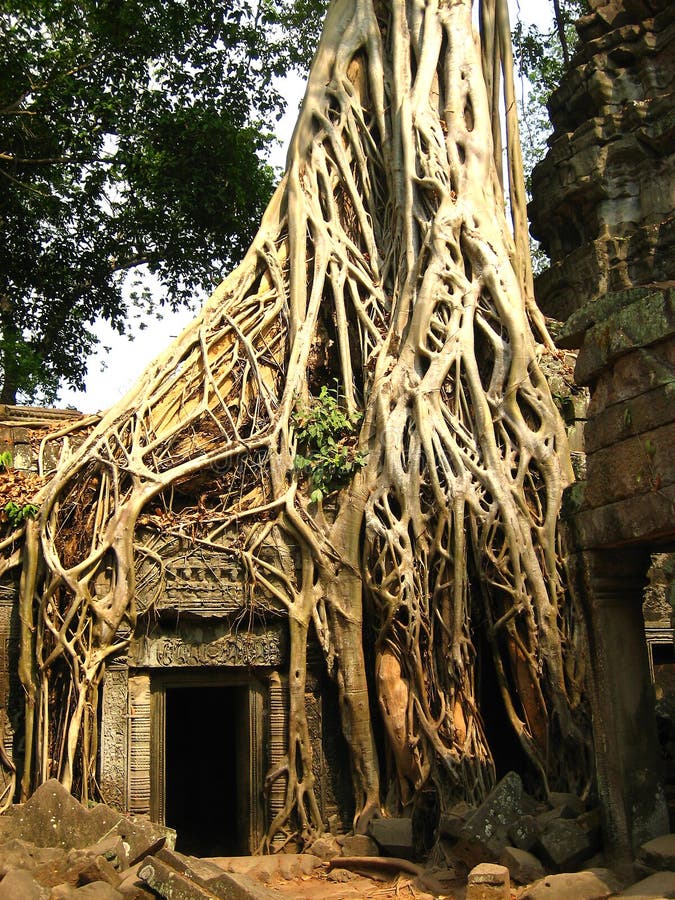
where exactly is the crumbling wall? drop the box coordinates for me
[528,0,674,864]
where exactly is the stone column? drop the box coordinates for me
[573,547,668,867]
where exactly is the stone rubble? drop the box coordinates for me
[2,776,675,898]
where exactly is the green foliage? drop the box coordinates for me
[293,383,367,504]
[0,450,12,470]
[4,500,38,528]
[0,0,328,404]
[511,1,590,274]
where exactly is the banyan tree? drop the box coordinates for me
[6,0,593,847]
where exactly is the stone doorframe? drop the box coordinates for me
[568,545,670,867]
[148,669,265,853]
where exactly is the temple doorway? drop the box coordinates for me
[165,685,245,855]
[149,671,265,856]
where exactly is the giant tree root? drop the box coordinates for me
[11,0,592,847]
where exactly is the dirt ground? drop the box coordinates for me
[208,854,483,900]
[264,868,469,899]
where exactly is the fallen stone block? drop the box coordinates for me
[0,837,66,877]
[508,815,540,852]
[14,779,91,849]
[466,862,510,900]
[368,817,414,859]
[65,849,122,888]
[85,805,175,863]
[536,817,594,870]
[307,833,341,860]
[85,833,130,871]
[537,805,577,827]
[637,833,675,871]
[618,869,675,897]
[8,779,174,864]
[458,772,528,859]
[138,848,287,899]
[499,845,545,885]
[0,866,50,899]
[447,833,503,870]
[518,868,624,900]
[327,867,359,882]
[116,861,157,899]
[338,833,380,857]
[51,882,124,899]
[438,801,476,839]
[548,791,586,818]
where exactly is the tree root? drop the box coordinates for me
[8,0,592,846]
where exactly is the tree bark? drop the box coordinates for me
[11,0,592,845]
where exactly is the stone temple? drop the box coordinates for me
[0,0,673,870]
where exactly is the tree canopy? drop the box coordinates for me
[0,0,327,404]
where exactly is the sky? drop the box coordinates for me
[57,1,555,414]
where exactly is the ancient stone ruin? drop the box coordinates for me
[0,0,673,896]
[529,0,675,866]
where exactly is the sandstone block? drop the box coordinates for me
[619,869,675,897]
[0,838,65,877]
[368,817,414,859]
[584,421,675,509]
[536,818,594,871]
[139,848,287,899]
[637,833,675,870]
[519,868,624,900]
[458,772,527,859]
[66,850,122,888]
[14,779,91,849]
[51,883,124,899]
[0,867,49,899]
[508,814,540,851]
[307,834,341,860]
[466,862,510,900]
[548,792,586,818]
[438,800,475,839]
[116,861,157,899]
[338,833,379,857]
[499,846,545,885]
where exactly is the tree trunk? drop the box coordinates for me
[11,0,592,846]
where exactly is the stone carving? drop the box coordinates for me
[128,673,151,815]
[130,623,287,668]
[100,667,128,810]
[0,584,20,778]
[134,531,247,617]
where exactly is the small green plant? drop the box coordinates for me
[4,501,39,529]
[293,383,367,503]
[0,451,12,471]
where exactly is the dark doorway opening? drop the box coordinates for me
[476,630,536,791]
[165,685,246,856]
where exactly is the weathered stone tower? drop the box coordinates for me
[529,0,674,865]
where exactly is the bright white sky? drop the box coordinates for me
[58,0,554,413]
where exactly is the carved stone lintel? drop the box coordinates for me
[130,623,287,668]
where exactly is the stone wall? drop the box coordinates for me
[528,0,674,866]
[530,0,674,324]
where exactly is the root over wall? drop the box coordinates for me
[6,0,593,847]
